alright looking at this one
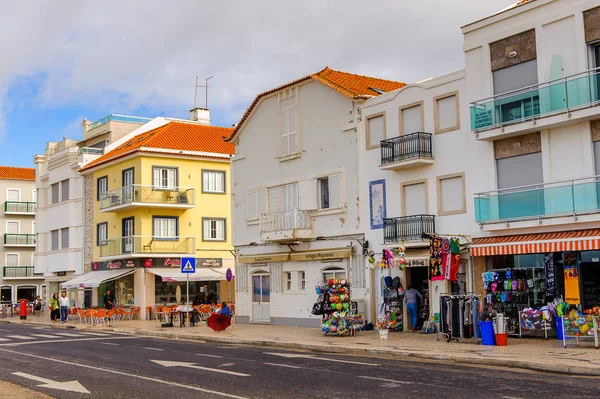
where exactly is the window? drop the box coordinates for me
[51,183,59,204]
[595,141,600,176]
[6,189,20,202]
[97,222,108,246]
[493,60,539,123]
[279,89,298,157]
[299,271,306,291]
[318,174,341,210]
[434,92,460,133]
[97,176,108,200]
[51,230,59,250]
[202,170,225,193]
[6,221,19,234]
[6,254,18,267]
[153,167,177,190]
[283,272,292,291]
[402,180,428,216]
[400,103,424,135]
[153,217,178,240]
[203,218,225,241]
[61,179,69,201]
[437,173,466,215]
[61,228,69,249]
[247,189,267,222]
[497,152,543,189]
[323,268,346,281]
[32,190,37,203]
[366,113,385,150]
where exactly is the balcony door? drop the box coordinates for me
[497,152,544,220]
[268,184,298,230]
[251,273,270,323]
[122,168,134,203]
[122,217,134,254]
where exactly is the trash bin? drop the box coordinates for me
[494,314,508,346]
[556,317,564,341]
[479,321,495,345]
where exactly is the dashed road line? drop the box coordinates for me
[7,335,35,340]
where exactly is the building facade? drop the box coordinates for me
[73,117,235,319]
[230,67,405,326]
[464,0,600,327]
[0,167,41,304]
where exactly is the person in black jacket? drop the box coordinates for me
[103,290,114,310]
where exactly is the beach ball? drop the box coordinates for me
[340,279,347,286]
[333,279,339,285]
[336,303,343,311]
[343,303,349,310]
[329,325,337,333]
[333,295,340,303]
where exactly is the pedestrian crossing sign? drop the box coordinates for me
[181,257,196,273]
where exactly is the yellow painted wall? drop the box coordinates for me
[91,154,233,262]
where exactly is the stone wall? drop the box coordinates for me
[584,6,600,43]
[591,120,600,142]
[490,29,536,72]
[494,132,541,159]
[83,173,94,274]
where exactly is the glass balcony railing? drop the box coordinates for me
[77,147,104,156]
[470,67,600,131]
[88,114,152,130]
[99,185,195,210]
[383,215,435,243]
[100,236,195,257]
[3,266,37,278]
[380,132,433,165]
[475,176,600,223]
[3,234,36,246]
[4,201,36,214]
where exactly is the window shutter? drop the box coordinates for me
[6,254,18,267]
[216,172,223,192]
[437,95,457,130]
[217,220,225,240]
[402,105,423,134]
[203,172,209,191]
[367,115,385,146]
[298,179,317,211]
[153,169,160,187]
[203,220,210,240]
[288,109,297,154]
[328,175,341,208]
[247,191,258,221]
[268,186,283,212]
[440,176,464,213]
[257,189,267,216]
[7,189,19,202]
[167,169,176,189]
[403,183,427,215]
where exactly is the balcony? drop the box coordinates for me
[475,176,600,228]
[470,67,600,140]
[4,201,36,215]
[99,236,195,259]
[3,266,41,279]
[4,234,36,247]
[383,215,435,243]
[379,132,434,171]
[99,185,195,212]
[260,210,312,242]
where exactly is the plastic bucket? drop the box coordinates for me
[495,333,508,346]
[379,329,389,340]
[479,321,495,346]
[556,316,563,341]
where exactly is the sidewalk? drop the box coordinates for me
[3,314,600,376]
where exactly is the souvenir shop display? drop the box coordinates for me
[438,294,481,342]
[519,304,557,339]
[418,279,430,329]
[381,275,404,332]
[561,310,599,348]
[429,236,461,282]
[314,279,355,336]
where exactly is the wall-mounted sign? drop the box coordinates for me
[238,253,289,264]
[91,259,139,271]
[290,249,351,262]
[143,259,153,268]
[226,268,233,282]
[164,258,181,268]
[197,258,222,268]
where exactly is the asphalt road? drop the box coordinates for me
[0,324,598,399]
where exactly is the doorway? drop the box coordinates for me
[405,266,429,330]
[122,168,134,203]
[122,217,134,253]
[251,273,270,323]
[16,286,36,302]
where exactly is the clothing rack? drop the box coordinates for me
[437,294,481,343]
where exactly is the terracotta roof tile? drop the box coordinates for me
[0,166,35,181]
[80,122,234,171]
[229,66,405,141]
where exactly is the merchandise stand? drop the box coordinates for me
[519,310,556,339]
[383,287,404,332]
[562,315,599,348]
[438,294,481,343]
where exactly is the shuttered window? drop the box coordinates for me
[247,189,267,221]
[496,152,543,189]
[367,114,385,148]
[438,174,465,215]
[401,104,423,135]
[318,174,342,209]
[153,167,177,190]
[403,182,427,215]
[279,89,298,157]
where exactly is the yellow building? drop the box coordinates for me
[74,119,235,317]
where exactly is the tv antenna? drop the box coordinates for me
[194,75,213,109]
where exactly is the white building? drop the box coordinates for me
[358,70,489,328]
[231,67,405,326]
[464,0,600,312]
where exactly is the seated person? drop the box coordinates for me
[219,302,232,317]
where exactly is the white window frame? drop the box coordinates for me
[246,188,267,223]
[298,271,306,291]
[6,188,21,202]
[31,221,35,234]
[5,253,19,267]
[97,177,108,200]
[51,229,59,251]
[279,88,299,159]
[323,267,346,281]
[153,167,177,190]
[317,174,342,210]
[97,222,108,246]
[6,221,20,235]
[203,218,226,241]
[283,271,292,292]
[202,170,226,194]
[153,217,178,240]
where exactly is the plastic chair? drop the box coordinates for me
[106,309,117,327]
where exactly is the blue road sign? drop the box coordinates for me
[181,257,196,273]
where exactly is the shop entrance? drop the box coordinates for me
[251,273,270,323]
[16,286,36,302]
[405,266,429,330]
[1,286,11,303]
[580,251,600,308]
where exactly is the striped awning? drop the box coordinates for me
[470,229,600,256]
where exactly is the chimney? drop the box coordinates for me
[81,118,92,134]
[189,107,210,125]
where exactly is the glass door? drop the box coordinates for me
[122,168,134,203]
[122,217,134,254]
[251,273,270,323]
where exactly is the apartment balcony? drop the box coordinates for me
[3,266,42,279]
[260,209,312,242]
[379,132,434,171]
[475,176,600,230]
[99,185,195,212]
[4,234,36,247]
[4,201,36,215]
[383,215,435,244]
[470,67,600,140]
[99,236,195,259]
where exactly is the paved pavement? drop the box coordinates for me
[1,323,600,399]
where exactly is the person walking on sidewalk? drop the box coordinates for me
[59,291,69,323]
[405,285,423,331]
[33,296,42,317]
[103,290,114,310]
[50,293,59,323]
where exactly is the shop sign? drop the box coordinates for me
[93,259,139,271]
[164,258,181,267]
[238,253,289,264]
[544,253,555,298]
[107,261,123,269]
[56,271,67,277]
[197,258,222,268]
[290,249,351,261]
[143,259,153,268]
[563,251,581,305]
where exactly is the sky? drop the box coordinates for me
[0,0,516,168]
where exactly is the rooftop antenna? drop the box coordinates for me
[193,75,213,109]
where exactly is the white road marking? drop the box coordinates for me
[100,342,119,346]
[0,337,10,342]
[265,352,381,366]
[30,334,61,339]
[0,336,138,347]
[53,333,85,337]
[219,362,234,367]
[151,360,250,377]
[13,372,90,394]
[7,335,35,340]
[0,348,251,399]
[0,328,13,332]
[79,332,108,336]
[143,347,164,351]
[263,362,301,369]
[359,376,465,390]
[196,353,223,358]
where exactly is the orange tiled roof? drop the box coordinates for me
[229,66,405,141]
[80,122,234,171]
[0,166,35,181]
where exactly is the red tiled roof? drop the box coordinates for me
[80,122,234,171]
[228,66,405,141]
[0,166,35,181]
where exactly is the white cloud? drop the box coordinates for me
[0,0,515,127]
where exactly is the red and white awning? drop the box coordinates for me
[470,229,600,256]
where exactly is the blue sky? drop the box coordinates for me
[0,0,514,168]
